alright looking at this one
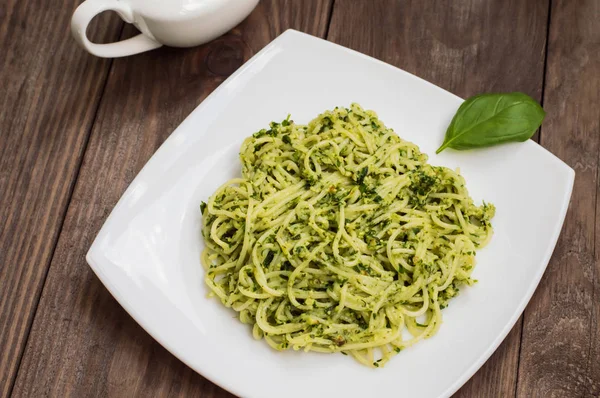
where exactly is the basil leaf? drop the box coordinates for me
[436,92,545,154]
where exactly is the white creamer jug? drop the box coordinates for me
[71,0,259,57]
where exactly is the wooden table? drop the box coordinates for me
[1,0,599,396]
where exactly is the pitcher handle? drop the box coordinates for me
[71,0,162,58]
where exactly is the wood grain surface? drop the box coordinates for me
[326,1,549,396]
[0,1,122,396]
[517,0,600,397]
[1,0,598,397]
[9,1,332,397]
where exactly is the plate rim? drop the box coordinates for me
[87,29,576,398]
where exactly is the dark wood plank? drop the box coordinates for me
[10,1,333,397]
[326,1,549,396]
[517,0,600,397]
[0,1,122,396]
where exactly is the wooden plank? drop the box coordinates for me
[517,0,600,396]
[10,1,333,397]
[0,1,122,396]
[326,1,549,396]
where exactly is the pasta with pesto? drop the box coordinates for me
[200,103,494,367]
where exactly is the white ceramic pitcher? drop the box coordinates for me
[71,0,259,58]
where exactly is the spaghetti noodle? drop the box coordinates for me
[200,103,494,367]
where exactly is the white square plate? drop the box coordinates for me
[87,30,574,398]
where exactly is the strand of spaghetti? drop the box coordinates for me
[255,298,305,335]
